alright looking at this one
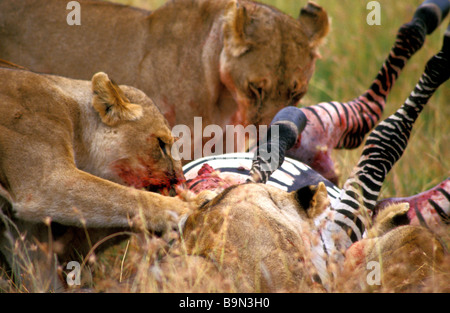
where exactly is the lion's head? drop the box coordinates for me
[81,72,184,194]
[219,1,329,127]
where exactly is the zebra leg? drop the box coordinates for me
[249,107,307,183]
[311,28,449,288]
[287,0,449,183]
[336,0,450,148]
[335,24,450,227]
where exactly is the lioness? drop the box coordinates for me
[0,67,191,291]
[0,0,329,158]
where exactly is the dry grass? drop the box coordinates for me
[1,0,448,293]
[60,218,450,293]
[1,207,448,293]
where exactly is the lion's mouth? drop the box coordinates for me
[112,159,185,196]
[145,177,182,196]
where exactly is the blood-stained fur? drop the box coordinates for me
[0,67,192,291]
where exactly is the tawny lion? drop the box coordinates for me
[0,65,192,291]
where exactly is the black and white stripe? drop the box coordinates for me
[323,24,450,249]
[248,106,308,184]
[337,29,449,214]
[183,153,341,200]
[312,28,450,287]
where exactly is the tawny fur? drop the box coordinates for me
[156,191,445,292]
[0,67,192,291]
[0,0,329,160]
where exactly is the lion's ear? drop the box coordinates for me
[368,203,410,238]
[295,182,330,219]
[298,1,329,48]
[91,72,143,126]
[223,0,251,57]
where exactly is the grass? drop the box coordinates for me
[1,0,448,293]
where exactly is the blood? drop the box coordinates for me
[375,180,449,225]
[344,241,366,269]
[311,150,338,185]
[112,158,184,196]
[292,134,302,150]
[185,164,234,194]
[220,69,251,127]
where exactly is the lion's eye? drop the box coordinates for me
[289,82,307,105]
[248,82,265,101]
[290,90,306,104]
[158,138,167,155]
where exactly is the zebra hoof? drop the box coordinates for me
[414,0,450,34]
